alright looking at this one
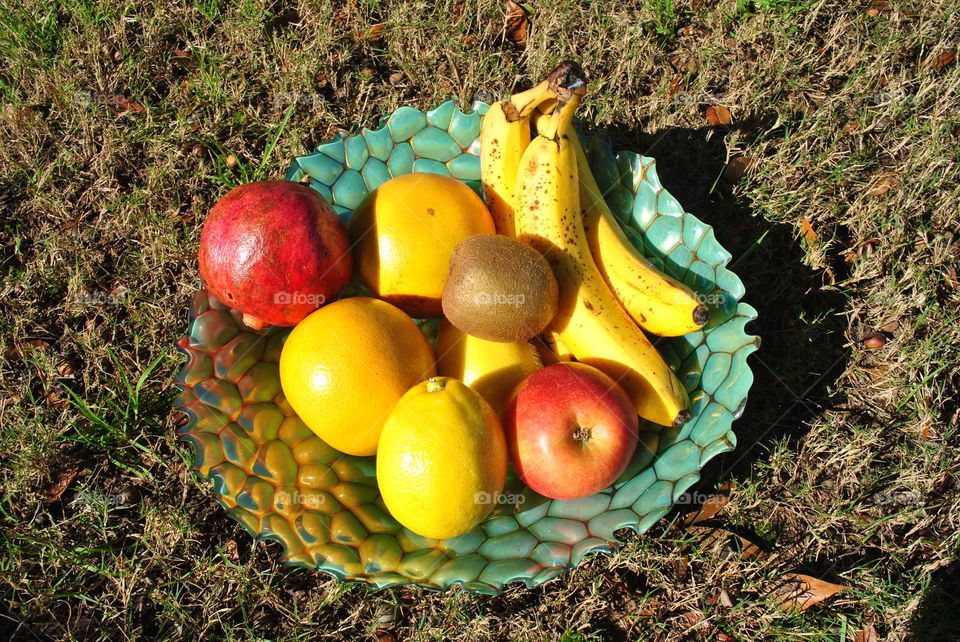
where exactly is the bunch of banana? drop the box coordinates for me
[480,63,699,427]
[480,64,573,237]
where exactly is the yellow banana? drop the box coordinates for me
[514,89,690,427]
[480,81,555,236]
[531,110,708,336]
[435,319,541,414]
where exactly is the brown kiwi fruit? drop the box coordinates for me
[442,234,559,342]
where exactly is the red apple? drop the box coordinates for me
[503,362,639,500]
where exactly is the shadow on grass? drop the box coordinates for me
[908,560,960,640]
[599,119,850,537]
[455,119,853,640]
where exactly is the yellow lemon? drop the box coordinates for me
[376,377,507,539]
[347,173,495,317]
[278,297,436,456]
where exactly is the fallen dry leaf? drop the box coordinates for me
[800,216,817,243]
[707,589,734,608]
[775,573,849,611]
[93,92,146,114]
[505,0,530,47]
[671,54,700,74]
[223,539,239,562]
[854,624,879,642]
[865,0,891,17]
[46,392,70,409]
[723,155,755,182]
[44,466,79,503]
[3,104,39,125]
[56,358,79,377]
[866,364,890,382]
[4,339,51,360]
[354,23,386,42]
[388,72,403,86]
[667,73,685,97]
[679,611,714,637]
[684,483,731,524]
[863,332,887,349]
[681,611,704,628]
[867,171,898,196]
[923,48,956,70]
[879,318,899,333]
[706,105,732,125]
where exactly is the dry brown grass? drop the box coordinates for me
[1,0,959,640]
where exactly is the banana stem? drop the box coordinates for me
[504,61,588,121]
[505,80,555,121]
[541,93,581,141]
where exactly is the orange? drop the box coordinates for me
[347,173,495,317]
[278,297,436,456]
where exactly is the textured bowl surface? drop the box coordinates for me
[174,99,759,593]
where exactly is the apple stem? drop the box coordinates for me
[572,426,591,442]
[425,377,445,393]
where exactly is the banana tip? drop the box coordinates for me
[693,304,709,327]
[672,410,691,429]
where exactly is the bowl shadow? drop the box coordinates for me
[594,118,850,524]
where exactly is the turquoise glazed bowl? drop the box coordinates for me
[174,99,759,593]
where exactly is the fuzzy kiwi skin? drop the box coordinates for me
[442,234,559,342]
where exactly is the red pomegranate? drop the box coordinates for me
[198,180,352,329]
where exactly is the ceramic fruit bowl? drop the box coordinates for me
[173,99,759,593]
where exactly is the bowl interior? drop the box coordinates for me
[174,99,758,593]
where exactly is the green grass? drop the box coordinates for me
[1,0,959,639]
